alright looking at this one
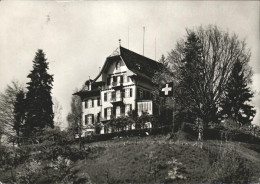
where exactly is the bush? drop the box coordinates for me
[206,143,251,183]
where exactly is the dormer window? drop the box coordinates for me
[136,64,141,70]
[116,61,121,70]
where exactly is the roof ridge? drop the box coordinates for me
[120,46,159,63]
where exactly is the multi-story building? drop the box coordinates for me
[74,45,162,136]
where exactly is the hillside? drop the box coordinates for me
[70,135,260,183]
[1,133,260,184]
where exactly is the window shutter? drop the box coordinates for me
[92,99,94,107]
[122,89,125,98]
[137,88,140,98]
[130,104,132,111]
[113,76,117,82]
[85,101,88,108]
[120,76,123,83]
[130,88,132,97]
[92,114,94,124]
[85,115,88,125]
[105,108,107,119]
[104,93,107,101]
[122,106,125,114]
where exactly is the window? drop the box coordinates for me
[125,104,132,114]
[123,75,127,83]
[113,76,117,83]
[137,88,143,99]
[130,88,132,97]
[107,107,112,119]
[85,101,88,108]
[88,99,93,108]
[104,93,107,101]
[125,88,130,98]
[104,108,107,119]
[116,61,121,70]
[125,88,132,98]
[107,92,112,101]
[137,102,152,116]
[87,115,92,124]
[116,90,121,101]
[120,75,123,83]
[97,98,100,106]
[85,114,94,125]
[116,106,121,117]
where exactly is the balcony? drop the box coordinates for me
[112,81,123,90]
[110,96,124,106]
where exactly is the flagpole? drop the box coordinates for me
[172,96,174,136]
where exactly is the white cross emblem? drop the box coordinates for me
[162,84,172,95]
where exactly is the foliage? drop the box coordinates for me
[13,90,26,144]
[67,88,82,138]
[0,127,90,184]
[206,143,252,183]
[53,98,63,127]
[166,25,253,128]
[0,80,25,141]
[24,49,54,137]
[220,59,256,126]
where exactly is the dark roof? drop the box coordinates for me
[93,46,163,82]
[119,46,163,79]
[74,46,163,97]
[73,89,100,98]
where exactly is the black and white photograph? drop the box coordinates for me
[0,1,259,183]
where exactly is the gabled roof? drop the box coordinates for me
[74,46,163,98]
[93,46,163,82]
[119,46,163,79]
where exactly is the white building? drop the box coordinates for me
[74,45,162,136]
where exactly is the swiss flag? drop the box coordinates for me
[159,82,173,97]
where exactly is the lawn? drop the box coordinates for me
[70,135,260,183]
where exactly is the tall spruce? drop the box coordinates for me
[24,50,54,136]
[178,32,209,124]
[220,59,256,126]
[13,90,26,144]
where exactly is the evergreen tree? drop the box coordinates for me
[13,91,26,137]
[220,59,256,126]
[178,32,209,124]
[24,50,54,136]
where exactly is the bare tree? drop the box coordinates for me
[67,88,84,148]
[168,25,252,127]
[53,98,63,127]
[0,80,25,142]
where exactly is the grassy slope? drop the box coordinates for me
[71,135,260,183]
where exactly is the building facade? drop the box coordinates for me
[74,46,162,136]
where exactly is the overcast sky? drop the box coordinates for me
[0,1,259,128]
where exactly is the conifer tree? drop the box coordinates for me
[24,50,54,136]
[178,31,209,124]
[13,91,26,137]
[220,59,256,126]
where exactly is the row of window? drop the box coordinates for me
[137,88,153,99]
[85,98,100,108]
[106,74,131,85]
[85,113,100,125]
[104,88,133,102]
[104,104,132,119]
[137,102,152,115]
